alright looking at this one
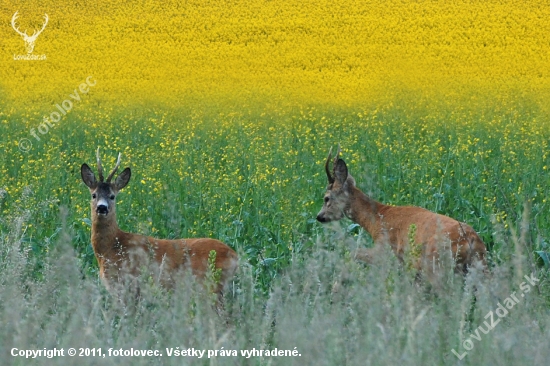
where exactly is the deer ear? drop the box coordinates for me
[114,167,131,191]
[334,159,348,185]
[81,164,97,189]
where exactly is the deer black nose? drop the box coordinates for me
[97,204,108,215]
[316,214,326,223]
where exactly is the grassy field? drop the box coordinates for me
[1,0,550,365]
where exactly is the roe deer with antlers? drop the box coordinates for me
[11,11,48,54]
[81,149,238,297]
[317,146,486,275]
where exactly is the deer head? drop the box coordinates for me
[81,148,131,219]
[11,11,48,54]
[317,145,356,223]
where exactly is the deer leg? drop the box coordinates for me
[353,245,384,264]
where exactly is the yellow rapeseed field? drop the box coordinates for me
[1,0,550,108]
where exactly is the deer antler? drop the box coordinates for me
[106,153,122,183]
[30,14,48,39]
[325,146,334,184]
[334,143,341,163]
[11,11,27,38]
[96,148,105,182]
[11,12,48,54]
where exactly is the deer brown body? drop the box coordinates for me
[317,147,486,274]
[82,149,238,296]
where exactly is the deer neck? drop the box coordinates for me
[91,211,121,255]
[347,186,385,238]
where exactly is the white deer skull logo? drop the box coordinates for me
[11,11,49,54]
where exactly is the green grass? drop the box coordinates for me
[1,100,549,364]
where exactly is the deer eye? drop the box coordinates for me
[92,193,96,199]
[324,196,330,203]
[109,195,115,200]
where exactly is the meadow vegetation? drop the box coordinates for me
[1,0,550,364]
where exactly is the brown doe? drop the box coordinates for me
[317,146,487,275]
[81,149,238,297]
